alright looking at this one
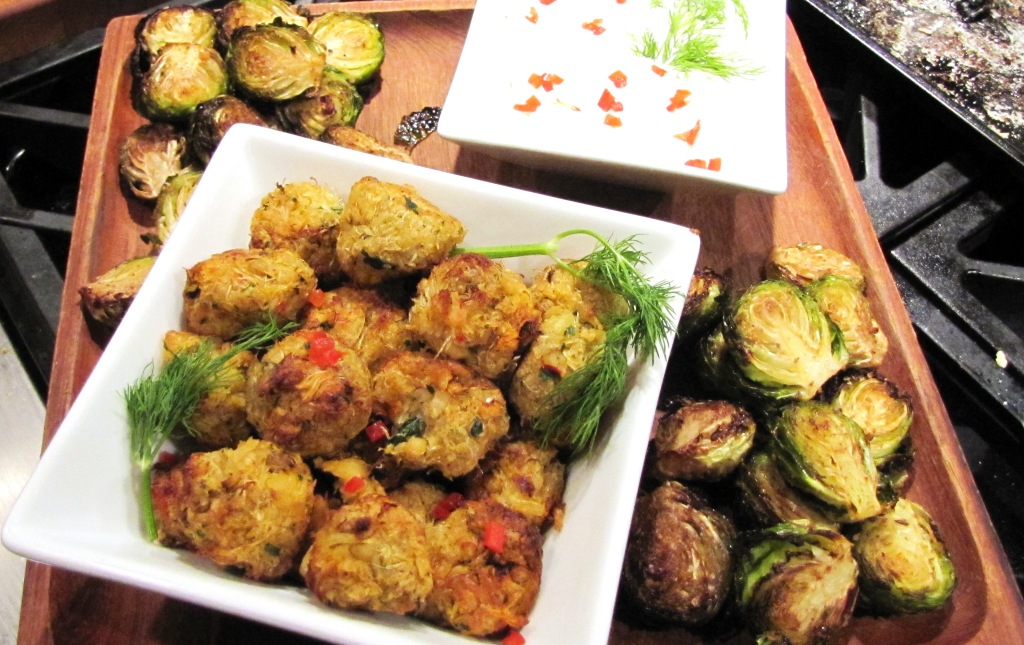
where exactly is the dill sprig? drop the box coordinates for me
[454,230,680,455]
[124,318,294,541]
[634,0,761,79]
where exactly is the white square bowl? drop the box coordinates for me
[3,124,700,645]
[438,0,788,194]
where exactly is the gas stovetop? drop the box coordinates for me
[1,0,1022,591]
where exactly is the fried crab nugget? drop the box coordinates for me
[465,440,566,529]
[151,438,314,581]
[302,494,434,615]
[250,181,346,283]
[301,285,416,369]
[335,176,466,286]
[183,247,316,339]
[246,330,372,458]
[421,499,543,637]
[511,263,619,439]
[408,253,538,380]
[373,352,510,478]
[163,330,255,448]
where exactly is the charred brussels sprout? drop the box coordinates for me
[806,275,888,368]
[118,122,191,201]
[227,23,326,102]
[824,370,913,467]
[765,242,866,292]
[217,0,309,49]
[651,399,756,482]
[152,169,203,248]
[308,11,385,85]
[735,450,837,528]
[852,498,956,615]
[769,401,881,523]
[136,6,217,59]
[277,68,363,138]
[723,279,848,403]
[79,256,156,328]
[735,521,858,645]
[187,95,269,164]
[621,481,735,625]
[139,43,229,121]
[677,267,729,344]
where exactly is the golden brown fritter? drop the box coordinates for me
[183,247,316,339]
[373,352,511,478]
[249,181,346,283]
[301,285,417,369]
[150,438,315,581]
[465,440,565,529]
[408,253,537,380]
[335,176,465,286]
[302,494,433,615]
[162,330,255,448]
[421,499,543,637]
[246,330,372,458]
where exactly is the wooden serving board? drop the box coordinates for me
[17,1,1024,643]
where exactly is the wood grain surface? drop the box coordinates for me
[15,1,1024,643]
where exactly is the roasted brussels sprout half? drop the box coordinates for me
[138,43,229,121]
[118,122,190,201]
[152,169,203,248]
[806,275,888,368]
[723,279,848,403]
[79,255,156,328]
[217,0,309,49]
[187,95,269,165]
[319,124,413,162]
[650,398,756,482]
[277,68,363,138]
[227,23,326,102]
[735,521,858,645]
[852,498,956,615]
[136,6,217,59]
[824,370,913,466]
[765,242,866,292]
[621,481,735,625]
[307,11,385,85]
[735,450,837,528]
[677,266,729,344]
[769,401,881,523]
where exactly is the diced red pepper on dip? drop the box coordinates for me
[582,18,605,34]
[540,0,556,4]
[674,120,701,145]
[685,158,708,169]
[608,70,627,88]
[526,7,538,23]
[685,157,722,171]
[667,89,691,111]
[514,95,542,112]
[651,64,667,77]
[483,521,507,553]
[529,72,563,92]
[708,157,722,171]
[604,114,623,127]
[598,88,623,112]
